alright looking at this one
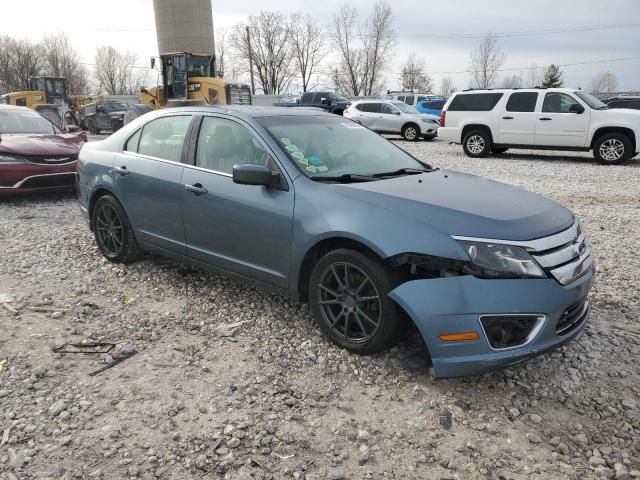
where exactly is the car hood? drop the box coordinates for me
[593,108,640,121]
[0,133,83,156]
[334,170,574,241]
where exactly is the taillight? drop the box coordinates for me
[439,110,446,127]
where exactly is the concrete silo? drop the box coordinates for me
[153,0,215,55]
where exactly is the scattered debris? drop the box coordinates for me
[216,319,253,337]
[1,426,10,447]
[27,306,71,314]
[53,342,115,354]
[89,350,138,376]
[122,294,138,305]
[439,409,453,430]
[0,359,6,373]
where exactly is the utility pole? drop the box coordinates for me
[246,26,256,95]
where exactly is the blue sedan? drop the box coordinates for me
[77,107,594,377]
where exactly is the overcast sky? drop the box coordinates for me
[2,0,639,93]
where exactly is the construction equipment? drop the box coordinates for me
[0,76,69,108]
[140,52,251,110]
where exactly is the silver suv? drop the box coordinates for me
[344,99,440,141]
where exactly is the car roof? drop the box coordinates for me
[455,88,579,94]
[0,104,34,113]
[148,105,336,120]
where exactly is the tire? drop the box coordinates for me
[402,123,420,142]
[462,129,492,157]
[87,120,99,135]
[491,147,509,154]
[92,195,142,263]
[593,133,632,165]
[308,248,406,355]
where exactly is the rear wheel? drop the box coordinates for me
[402,123,420,141]
[309,249,406,355]
[92,195,141,263]
[462,129,492,157]
[491,147,509,154]
[87,120,99,135]
[593,133,632,165]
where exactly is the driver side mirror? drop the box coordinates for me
[393,111,401,115]
[569,104,585,114]
[233,164,283,189]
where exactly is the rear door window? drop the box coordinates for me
[137,115,192,162]
[448,93,504,111]
[506,92,539,112]
[404,96,415,105]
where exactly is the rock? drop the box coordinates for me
[7,448,24,469]
[227,437,240,448]
[357,429,371,442]
[589,456,607,467]
[0,389,9,398]
[327,469,346,480]
[48,400,67,417]
[509,407,520,417]
[529,414,542,424]
[358,445,371,465]
[526,433,541,444]
[621,399,636,410]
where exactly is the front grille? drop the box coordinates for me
[22,154,78,165]
[528,221,593,285]
[556,298,589,335]
[19,173,76,189]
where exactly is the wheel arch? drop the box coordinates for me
[590,126,636,151]
[461,123,494,143]
[88,187,117,231]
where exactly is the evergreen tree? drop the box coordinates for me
[541,64,564,88]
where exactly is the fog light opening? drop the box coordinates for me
[479,314,545,350]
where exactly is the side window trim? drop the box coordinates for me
[124,127,142,153]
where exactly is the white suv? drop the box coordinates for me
[438,88,640,164]
[344,100,440,141]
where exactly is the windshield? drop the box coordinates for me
[329,93,348,103]
[575,91,607,110]
[0,109,55,134]
[187,55,211,77]
[393,102,416,114]
[103,102,129,112]
[258,115,430,179]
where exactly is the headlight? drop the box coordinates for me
[0,154,27,164]
[421,118,436,123]
[458,241,546,279]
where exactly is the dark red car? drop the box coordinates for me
[0,105,86,197]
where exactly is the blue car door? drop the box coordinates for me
[181,115,294,289]
[112,114,194,255]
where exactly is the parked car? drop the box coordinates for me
[0,105,85,196]
[438,88,640,164]
[344,99,439,141]
[80,101,129,134]
[416,96,448,116]
[386,91,435,107]
[273,91,351,115]
[602,95,640,110]
[77,106,594,377]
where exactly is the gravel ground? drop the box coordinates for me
[0,138,639,480]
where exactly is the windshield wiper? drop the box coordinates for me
[312,173,375,183]
[371,167,433,177]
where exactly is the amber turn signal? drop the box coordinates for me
[439,332,480,342]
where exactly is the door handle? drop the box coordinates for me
[539,117,552,121]
[113,166,129,176]
[502,116,514,120]
[184,183,208,195]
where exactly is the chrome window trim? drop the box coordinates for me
[122,151,185,168]
[452,219,579,253]
[0,172,76,189]
[478,314,546,352]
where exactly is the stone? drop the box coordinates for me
[48,400,67,417]
[526,433,541,444]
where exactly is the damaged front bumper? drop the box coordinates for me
[388,267,594,378]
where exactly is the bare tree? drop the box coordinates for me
[330,1,395,96]
[231,12,295,94]
[439,76,456,96]
[1,37,42,91]
[215,29,227,78]
[525,64,544,88]
[289,13,326,92]
[500,73,524,89]
[329,3,365,96]
[468,32,505,89]
[39,32,89,95]
[590,71,618,94]
[94,46,145,95]
[399,52,433,92]
[361,1,395,96]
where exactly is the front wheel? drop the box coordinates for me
[593,133,632,165]
[92,195,141,263]
[402,123,420,142]
[462,129,492,157]
[308,249,406,355]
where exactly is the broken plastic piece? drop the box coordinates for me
[89,350,138,376]
[53,342,115,354]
